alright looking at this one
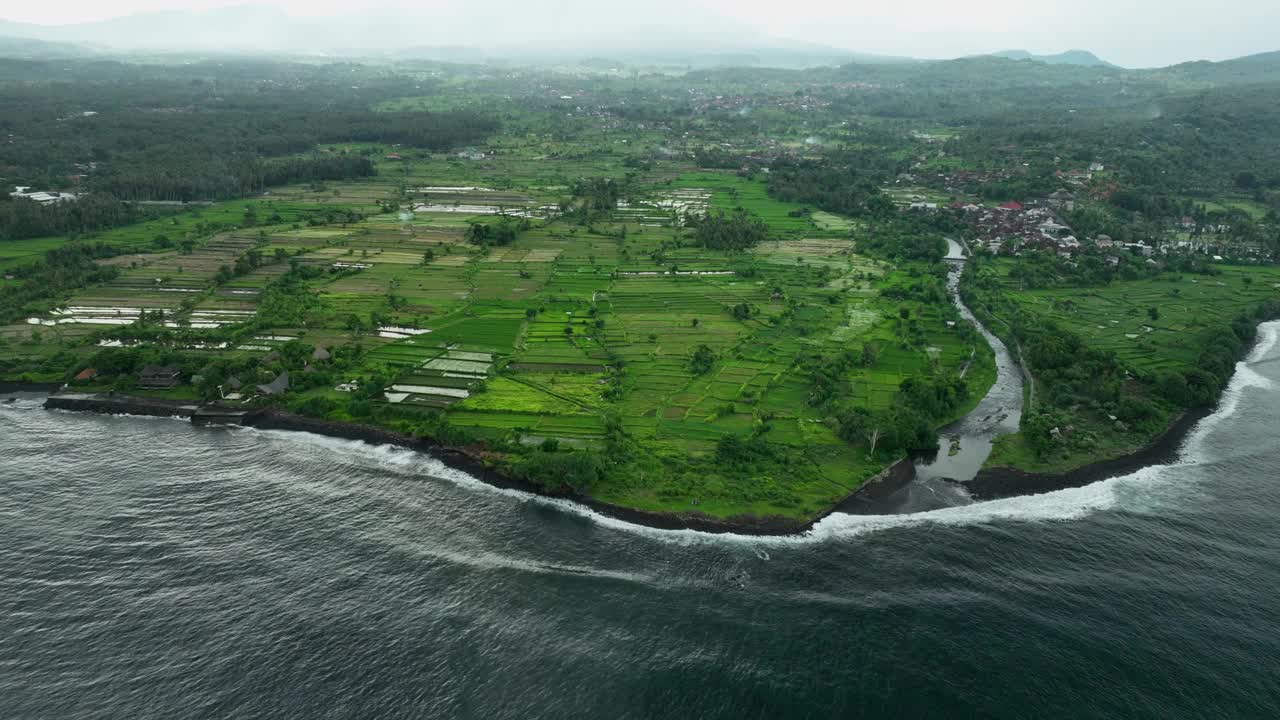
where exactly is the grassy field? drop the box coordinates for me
[672,172,820,235]
[987,259,1280,377]
[2,122,995,523]
[978,259,1280,473]
[0,199,343,274]
[1195,198,1271,220]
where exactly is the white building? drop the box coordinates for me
[10,187,78,205]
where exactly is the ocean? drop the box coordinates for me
[3,323,1279,718]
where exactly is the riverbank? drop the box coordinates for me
[967,318,1280,499]
[35,392,916,536]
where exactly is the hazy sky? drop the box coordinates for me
[2,0,1277,67]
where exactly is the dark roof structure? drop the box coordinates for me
[257,371,290,396]
[138,365,181,388]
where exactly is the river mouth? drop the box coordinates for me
[846,239,1025,515]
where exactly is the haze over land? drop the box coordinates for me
[0,0,1277,68]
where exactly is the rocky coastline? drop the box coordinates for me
[35,392,916,536]
[964,407,1213,500]
[15,334,1250,534]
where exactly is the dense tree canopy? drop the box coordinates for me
[692,210,768,251]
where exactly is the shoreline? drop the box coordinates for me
[964,406,1213,500]
[34,391,916,537]
[15,384,1227,534]
[0,381,63,393]
[19,313,1259,535]
[16,307,1271,536]
[965,318,1279,499]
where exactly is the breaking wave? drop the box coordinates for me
[808,321,1280,543]
[247,319,1279,548]
[36,320,1277,549]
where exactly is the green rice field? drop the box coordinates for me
[2,125,995,523]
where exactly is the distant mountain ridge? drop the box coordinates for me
[0,4,905,68]
[0,6,1275,76]
[0,34,99,59]
[1154,50,1280,84]
[990,49,1118,67]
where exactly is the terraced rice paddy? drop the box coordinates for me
[3,155,990,521]
[674,173,817,235]
[990,260,1280,376]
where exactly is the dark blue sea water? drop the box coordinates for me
[3,324,1280,719]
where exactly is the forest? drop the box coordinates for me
[0,59,500,239]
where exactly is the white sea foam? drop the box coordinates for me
[407,546,663,587]
[28,322,1280,551]
[806,478,1125,541]
[1183,320,1279,452]
[1247,320,1280,364]
[237,426,1162,547]
[247,325,1280,547]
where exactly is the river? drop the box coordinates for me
[853,237,1025,514]
[3,334,1280,717]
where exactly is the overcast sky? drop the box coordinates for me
[2,0,1277,68]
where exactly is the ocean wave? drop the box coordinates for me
[231,424,1170,547]
[1247,320,1280,364]
[800,320,1280,543]
[0,399,45,412]
[219,325,1280,547]
[806,475,1125,540]
[241,428,767,545]
[409,546,668,588]
[1184,320,1280,451]
[240,427,1134,547]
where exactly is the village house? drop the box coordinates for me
[1047,189,1076,212]
[1056,169,1093,185]
[219,376,245,401]
[960,200,1093,256]
[138,365,181,389]
[10,186,79,205]
[1039,218,1072,237]
[257,371,290,396]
